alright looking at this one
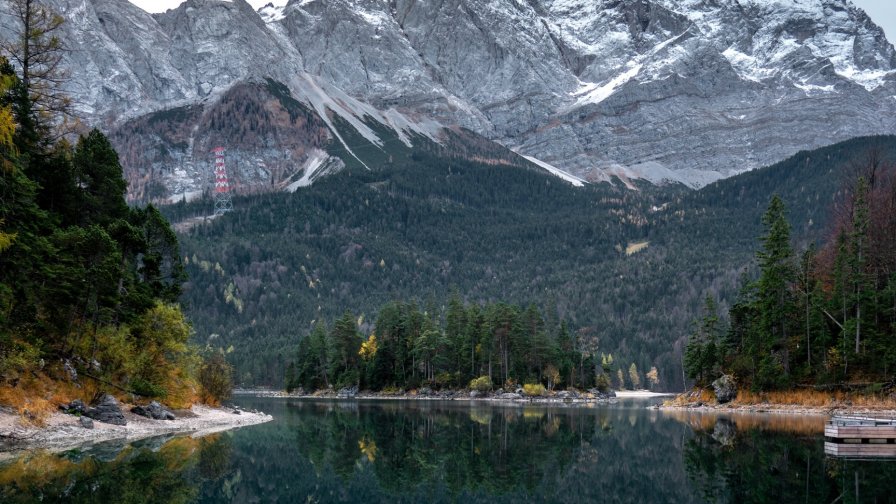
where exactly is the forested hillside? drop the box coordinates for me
[167,136,896,390]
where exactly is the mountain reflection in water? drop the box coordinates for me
[1,398,895,503]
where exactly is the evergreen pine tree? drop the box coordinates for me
[754,195,796,388]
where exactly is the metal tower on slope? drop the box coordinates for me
[212,147,233,216]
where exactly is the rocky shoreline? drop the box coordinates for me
[659,401,896,418]
[660,380,896,418]
[234,387,672,405]
[0,400,272,457]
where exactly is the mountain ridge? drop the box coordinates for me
[1,0,894,197]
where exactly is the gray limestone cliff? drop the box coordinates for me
[1,0,894,198]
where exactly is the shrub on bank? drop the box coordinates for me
[199,353,233,406]
[523,383,546,396]
[469,376,492,392]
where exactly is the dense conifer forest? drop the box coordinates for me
[166,128,896,390]
[286,297,652,394]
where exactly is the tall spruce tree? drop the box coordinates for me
[329,311,360,387]
[755,195,796,387]
[72,129,129,226]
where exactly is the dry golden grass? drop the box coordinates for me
[0,365,200,425]
[665,388,716,407]
[0,371,99,426]
[735,389,896,409]
[668,386,896,411]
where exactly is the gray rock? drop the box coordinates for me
[131,401,176,421]
[6,0,892,199]
[337,386,359,398]
[85,394,127,426]
[418,387,432,396]
[63,360,78,382]
[469,390,481,399]
[79,416,94,429]
[498,393,522,400]
[60,399,87,415]
[712,375,738,404]
[589,388,616,400]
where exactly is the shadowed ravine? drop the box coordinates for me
[1,398,895,503]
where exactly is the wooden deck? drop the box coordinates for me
[825,417,896,458]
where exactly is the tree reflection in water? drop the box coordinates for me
[3,400,896,503]
[681,412,896,504]
[0,433,231,503]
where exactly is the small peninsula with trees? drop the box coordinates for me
[285,296,659,399]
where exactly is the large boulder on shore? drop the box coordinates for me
[79,416,94,429]
[85,394,127,426]
[337,386,358,398]
[712,375,738,404]
[131,401,176,421]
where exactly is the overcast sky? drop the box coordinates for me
[128,0,894,44]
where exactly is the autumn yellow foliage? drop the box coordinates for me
[523,383,547,396]
[359,334,378,360]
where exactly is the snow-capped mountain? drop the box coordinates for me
[1,0,894,197]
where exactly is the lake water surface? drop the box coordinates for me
[2,397,895,503]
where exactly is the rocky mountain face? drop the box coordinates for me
[2,0,894,198]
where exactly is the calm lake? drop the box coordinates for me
[2,397,895,503]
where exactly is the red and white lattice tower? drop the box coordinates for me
[212,147,233,216]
